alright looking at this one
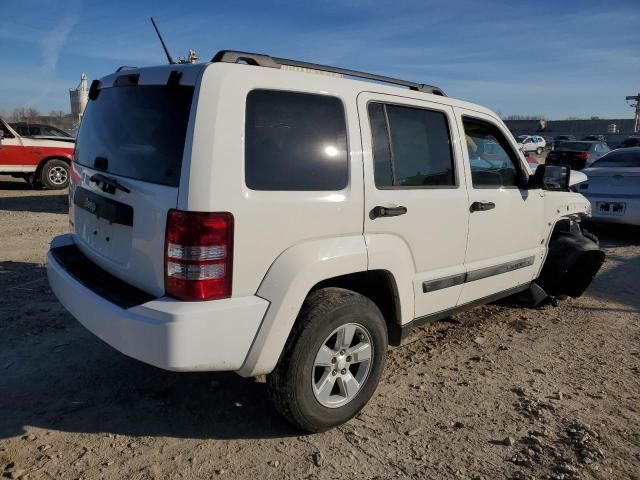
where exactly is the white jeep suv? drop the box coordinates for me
[47,51,604,432]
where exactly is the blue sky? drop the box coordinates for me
[1,0,638,119]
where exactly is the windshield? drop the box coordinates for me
[75,85,194,187]
[516,135,527,143]
[590,150,640,168]
[556,142,591,152]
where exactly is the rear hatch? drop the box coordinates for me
[70,67,199,297]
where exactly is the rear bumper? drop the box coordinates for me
[584,195,640,226]
[47,234,269,372]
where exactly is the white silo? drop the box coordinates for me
[69,73,89,123]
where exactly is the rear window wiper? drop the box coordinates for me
[90,173,131,194]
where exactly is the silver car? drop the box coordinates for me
[580,147,640,226]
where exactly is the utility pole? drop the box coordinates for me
[626,92,640,133]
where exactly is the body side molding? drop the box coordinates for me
[422,256,536,293]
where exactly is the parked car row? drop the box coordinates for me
[515,133,640,152]
[546,141,611,170]
[579,147,640,226]
[617,136,640,148]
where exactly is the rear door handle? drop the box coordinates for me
[470,201,495,212]
[370,205,408,219]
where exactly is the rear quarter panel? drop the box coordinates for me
[181,64,365,298]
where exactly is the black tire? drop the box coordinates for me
[39,159,69,189]
[267,287,388,432]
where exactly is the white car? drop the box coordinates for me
[46,51,604,432]
[516,135,546,154]
[580,147,640,226]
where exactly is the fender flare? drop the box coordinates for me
[238,233,417,377]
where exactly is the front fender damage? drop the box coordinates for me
[537,221,605,298]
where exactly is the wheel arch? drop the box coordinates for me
[238,235,368,377]
[313,269,402,344]
[238,233,416,377]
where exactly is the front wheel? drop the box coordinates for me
[40,159,69,189]
[267,288,388,432]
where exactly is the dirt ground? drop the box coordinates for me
[0,175,638,480]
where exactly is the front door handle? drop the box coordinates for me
[470,201,495,212]
[371,205,408,219]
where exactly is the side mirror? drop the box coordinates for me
[528,164,570,191]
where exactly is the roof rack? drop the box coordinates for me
[211,50,446,96]
[116,66,138,72]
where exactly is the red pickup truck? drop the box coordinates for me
[0,117,75,189]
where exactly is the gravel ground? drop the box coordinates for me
[0,175,638,480]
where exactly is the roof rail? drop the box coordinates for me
[211,50,446,96]
[116,66,137,72]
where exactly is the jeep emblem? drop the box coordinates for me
[85,198,97,213]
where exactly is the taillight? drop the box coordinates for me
[165,209,233,301]
[576,152,590,161]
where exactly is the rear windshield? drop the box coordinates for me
[591,150,640,168]
[556,142,591,152]
[75,85,194,187]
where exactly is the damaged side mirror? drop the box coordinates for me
[528,164,570,191]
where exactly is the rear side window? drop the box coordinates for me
[245,90,348,191]
[368,102,455,188]
[75,85,194,187]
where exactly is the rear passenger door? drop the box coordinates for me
[358,93,470,319]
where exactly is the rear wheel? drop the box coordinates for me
[267,288,388,432]
[536,147,543,155]
[39,159,69,189]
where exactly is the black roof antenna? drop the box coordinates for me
[150,17,175,64]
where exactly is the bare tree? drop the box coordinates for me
[504,114,548,121]
[11,107,27,121]
[26,108,40,121]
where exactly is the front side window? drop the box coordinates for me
[463,117,523,188]
[245,90,348,191]
[368,102,455,188]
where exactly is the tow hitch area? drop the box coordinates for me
[537,222,605,298]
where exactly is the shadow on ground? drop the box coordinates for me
[0,223,637,442]
[581,223,640,311]
[0,178,35,191]
[0,193,68,214]
[584,222,640,248]
[0,261,297,441]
